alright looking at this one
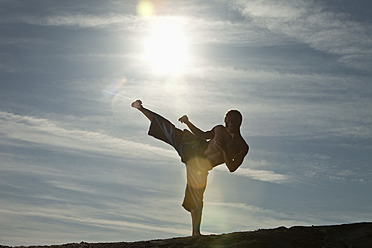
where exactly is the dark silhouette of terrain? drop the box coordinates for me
[2,222,372,248]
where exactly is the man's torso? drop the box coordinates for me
[204,125,247,167]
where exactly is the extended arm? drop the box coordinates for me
[179,115,214,140]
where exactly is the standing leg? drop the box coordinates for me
[131,99,156,121]
[191,207,202,236]
[183,160,209,237]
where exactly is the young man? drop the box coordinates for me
[131,99,249,236]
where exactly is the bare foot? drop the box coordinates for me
[192,232,202,237]
[131,100,143,109]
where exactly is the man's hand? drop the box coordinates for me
[178,115,213,140]
[178,115,189,124]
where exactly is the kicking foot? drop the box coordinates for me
[131,100,143,109]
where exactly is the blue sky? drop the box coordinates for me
[1,0,372,245]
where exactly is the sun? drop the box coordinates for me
[142,20,190,75]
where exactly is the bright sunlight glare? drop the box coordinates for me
[142,20,190,75]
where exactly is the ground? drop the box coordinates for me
[2,222,372,248]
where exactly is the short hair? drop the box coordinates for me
[225,109,243,126]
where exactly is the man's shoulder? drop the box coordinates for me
[213,125,229,135]
[213,124,224,129]
[211,125,225,133]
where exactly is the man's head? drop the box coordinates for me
[224,110,242,134]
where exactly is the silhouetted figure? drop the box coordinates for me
[131,99,249,236]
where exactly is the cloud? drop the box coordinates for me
[4,12,187,35]
[0,207,188,235]
[3,0,371,65]
[0,10,294,47]
[0,114,190,245]
[0,201,190,245]
[0,37,53,46]
[214,165,291,184]
[236,168,291,183]
[0,111,176,161]
[181,65,371,140]
[203,200,372,233]
[203,201,321,233]
[213,156,292,184]
[4,13,135,28]
[230,0,372,69]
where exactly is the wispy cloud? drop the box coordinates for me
[0,117,190,245]
[0,9,298,46]
[182,65,372,139]
[0,201,190,245]
[230,0,372,69]
[236,168,291,183]
[3,13,137,29]
[0,111,176,161]
[0,207,188,235]
[203,201,322,233]
[214,165,291,184]
[203,200,372,233]
[3,0,371,66]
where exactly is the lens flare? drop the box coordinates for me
[186,157,213,189]
[137,1,154,18]
[102,77,127,99]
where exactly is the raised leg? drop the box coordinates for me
[131,99,156,121]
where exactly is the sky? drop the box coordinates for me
[1,0,372,246]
